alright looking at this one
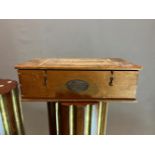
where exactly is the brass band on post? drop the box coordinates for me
[84,104,92,135]
[55,102,60,135]
[97,101,108,135]
[69,105,74,135]
[11,88,25,134]
[0,95,10,135]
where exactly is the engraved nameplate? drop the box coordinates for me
[66,80,89,93]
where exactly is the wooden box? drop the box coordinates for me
[15,58,142,102]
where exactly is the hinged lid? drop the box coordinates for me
[15,58,142,70]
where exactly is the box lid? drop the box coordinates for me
[15,58,142,70]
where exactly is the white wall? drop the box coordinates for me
[0,19,154,134]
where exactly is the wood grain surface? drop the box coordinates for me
[18,70,139,100]
[15,58,142,70]
[0,79,17,95]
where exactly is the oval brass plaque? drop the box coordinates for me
[66,80,89,93]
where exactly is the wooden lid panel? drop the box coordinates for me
[15,58,142,70]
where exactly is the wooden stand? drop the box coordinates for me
[47,101,108,135]
[0,79,25,135]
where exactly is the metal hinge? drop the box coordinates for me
[43,71,48,87]
[109,71,114,86]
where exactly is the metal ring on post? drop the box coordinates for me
[55,102,60,135]
[11,88,25,135]
[16,88,25,135]
[84,104,92,135]
[0,94,10,135]
[69,105,74,135]
[97,101,108,135]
